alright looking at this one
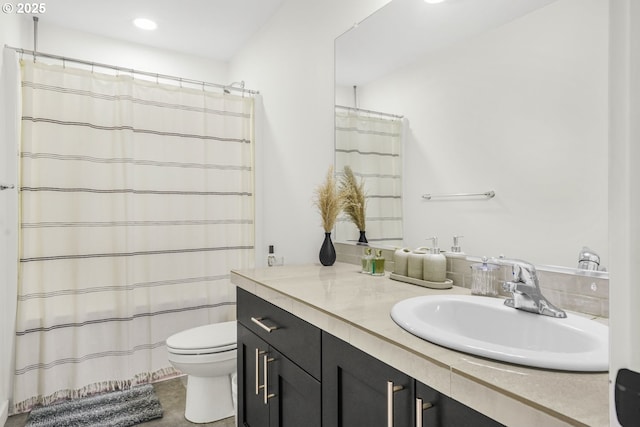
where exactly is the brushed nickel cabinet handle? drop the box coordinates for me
[255,348,266,395]
[263,354,275,404]
[387,381,404,427]
[415,398,434,426]
[251,316,278,333]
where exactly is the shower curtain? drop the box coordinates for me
[335,109,403,246]
[1,48,21,423]
[12,59,254,412]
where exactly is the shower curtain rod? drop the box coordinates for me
[335,104,403,119]
[4,44,259,95]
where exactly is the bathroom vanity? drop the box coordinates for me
[232,263,608,427]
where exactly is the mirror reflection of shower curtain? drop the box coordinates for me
[13,60,254,412]
[335,109,403,247]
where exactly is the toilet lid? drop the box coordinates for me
[166,320,236,354]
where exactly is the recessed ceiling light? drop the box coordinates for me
[133,18,157,31]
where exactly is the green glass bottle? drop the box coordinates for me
[372,249,385,276]
[361,247,373,274]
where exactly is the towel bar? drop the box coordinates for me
[422,191,495,200]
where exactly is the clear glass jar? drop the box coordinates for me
[470,257,500,296]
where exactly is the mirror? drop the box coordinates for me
[334,106,404,248]
[334,0,608,269]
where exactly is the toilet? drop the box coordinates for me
[166,320,237,424]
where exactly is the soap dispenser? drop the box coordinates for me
[423,237,447,282]
[448,235,465,256]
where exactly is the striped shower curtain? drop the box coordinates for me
[13,60,254,412]
[335,109,403,246]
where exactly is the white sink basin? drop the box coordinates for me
[390,295,608,372]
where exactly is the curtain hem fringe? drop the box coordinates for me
[11,366,180,415]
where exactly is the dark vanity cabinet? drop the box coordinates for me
[237,288,321,427]
[237,288,504,427]
[322,331,414,427]
[322,332,504,427]
[414,380,503,427]
[237,327,269,427]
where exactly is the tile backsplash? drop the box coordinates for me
[335,242,609,318]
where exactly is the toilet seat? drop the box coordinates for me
[166,320,237,355]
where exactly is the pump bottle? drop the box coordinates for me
[423,237,447,282]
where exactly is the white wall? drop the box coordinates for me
[229,0,390,266]
[352,0,608,267]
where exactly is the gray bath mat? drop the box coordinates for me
[26,384,163,427]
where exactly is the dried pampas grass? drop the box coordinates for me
[313,166,342,232]
[339,166,366,231]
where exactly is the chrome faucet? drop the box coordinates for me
[578,246,602,271]
[500,259,567,318]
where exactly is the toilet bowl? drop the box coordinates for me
[166,320,237,423]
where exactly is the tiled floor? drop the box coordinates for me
[4,377,235,427]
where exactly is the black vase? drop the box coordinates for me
[319,232,336,266]
[357,230,368,245]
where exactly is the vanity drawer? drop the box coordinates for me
[237,287,321,380]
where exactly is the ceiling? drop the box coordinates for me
[25,0,284,61]
[336,0,558,86]
[27,0,560,83]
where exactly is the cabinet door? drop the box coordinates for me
[238,324,270,427]
[323,332,414,427]
[268,347,321,427]
[415,381,505,427]
[239,324,321,427]
[414,379,439,426]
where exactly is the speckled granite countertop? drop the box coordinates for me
[231,262,609,427]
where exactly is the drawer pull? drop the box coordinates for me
[255,348,266,395]
[263,354,276,404]
[251,316,278,333]
[387,381,404,427]
[415,398,434,426]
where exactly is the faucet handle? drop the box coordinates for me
[503,281,517,293]
[511,261,537,285]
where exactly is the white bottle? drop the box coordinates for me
[267,245,277,266]
[407,247,428,280]
[423,237,447,282]
[393,248,411,276]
